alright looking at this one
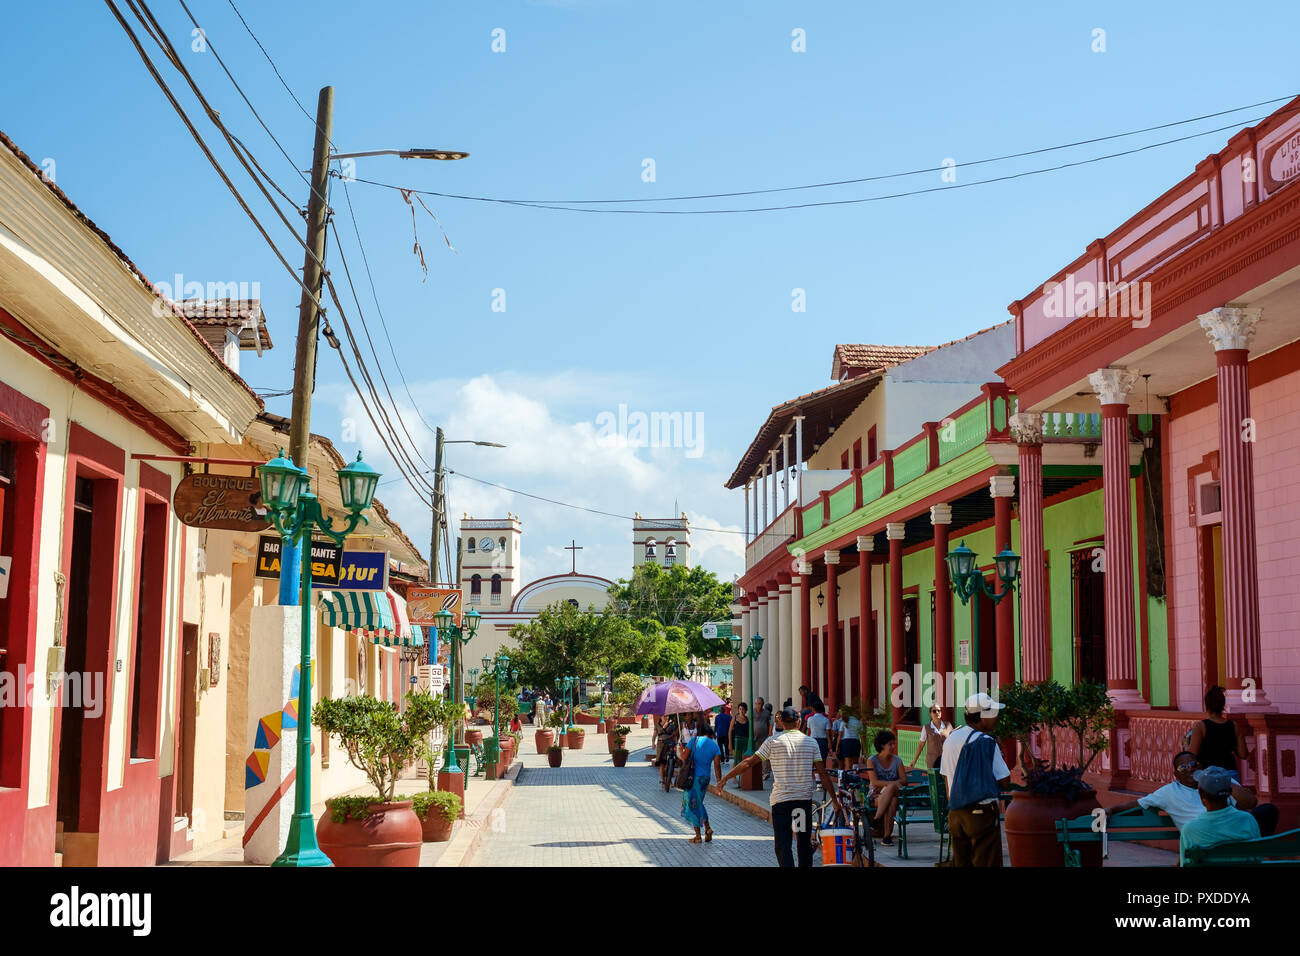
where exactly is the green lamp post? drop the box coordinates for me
[467,666,479,714]
[730,632,764,756]
[258,449,380,868]
[433,605,481,775]
[561,675,578,730]
[485,653,519,747]
[945,540,1020,676]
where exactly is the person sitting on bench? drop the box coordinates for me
[1106,750,1278,836]
[1179,766,1261,866]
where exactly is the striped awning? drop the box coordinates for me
[319,589,421,647]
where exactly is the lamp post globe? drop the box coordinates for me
[336,451,380,513]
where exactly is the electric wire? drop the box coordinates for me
[351,109,1297,216]
[102,0,327,314]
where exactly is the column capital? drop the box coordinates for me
[930,503,953,525]
[885,522,906,541]
[855,534,875,552]
[823,549,841,566]
[1008,411,1044,445]
[989,475,1015,498]
[1198,306,1261,352]
[795,560,812,575]
[1088,367,1140,406]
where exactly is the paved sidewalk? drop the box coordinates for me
[469,725,778,867]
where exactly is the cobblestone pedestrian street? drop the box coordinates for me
[471,728,777,867]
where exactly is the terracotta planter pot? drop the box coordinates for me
[612,750,629,767]
[547,749,563,768]
[534,729,555,754]
[419,812,455,843]
[465,728,484,747]
[317,800,422,867]
[607,732,621,753]
[1004,789,1103,867]
[640,717,650,729]
[567,730,585,749]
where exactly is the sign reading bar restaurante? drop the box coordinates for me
[173,473,271,531]
[255,536,342,587]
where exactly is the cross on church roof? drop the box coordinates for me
[564,539,583,574]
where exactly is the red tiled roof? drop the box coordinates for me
[179,299,274,351]
[831,343,933,380]
[0,129,264,407]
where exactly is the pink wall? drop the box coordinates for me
[1167,367,1300,713]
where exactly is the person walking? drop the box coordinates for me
[941,693,1012,867]
[681,724,723,844]
[835,705,863,770]
[729,702,750,773]
[752,699,773,780]
[806,701,832,763]
[715,704,733,763]
[717,707,838,867]
[910,706,951,771]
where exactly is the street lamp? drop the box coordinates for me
[733,633,764,756]
[560,675,579,731]
[331,147,470,161]
[945,540,1020,672]
[258,449,380,868]
[467,666,480,713]
[486,653,519,772]
[433,605,481,775]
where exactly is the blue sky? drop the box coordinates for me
[3,1,1298,584]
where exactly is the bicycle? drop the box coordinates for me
[810,769,876,867]
[659,737,678,793]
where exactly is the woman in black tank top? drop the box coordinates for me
[1189,686,1246,778]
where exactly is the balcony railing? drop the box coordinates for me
[744,501,797,570]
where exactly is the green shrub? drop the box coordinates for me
[412,790,461,822]
[313,693,439,802]
[325,794,383,824]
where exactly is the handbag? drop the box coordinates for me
[673,738,697,790]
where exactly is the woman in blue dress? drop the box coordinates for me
[680,723,723,844]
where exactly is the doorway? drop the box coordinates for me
[1071,549,1106,684]
[902,596,920,724]
[1201,524,1227,689]
[176,624,198,826]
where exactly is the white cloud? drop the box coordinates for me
[318,372,744,585]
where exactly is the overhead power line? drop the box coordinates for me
[350,101,1299,216]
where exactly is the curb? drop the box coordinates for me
[716,785,771,824]
[436,760,521,867]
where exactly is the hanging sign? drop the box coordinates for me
[407,587,462,626]
[958,640,971,667]
[173,473,270,531]
[255,535,341,586]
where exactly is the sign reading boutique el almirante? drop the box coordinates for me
[172,472,271,532]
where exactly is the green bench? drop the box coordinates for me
[890,770,932,859]
[1056,806,1178,867]
[1184,827,1300,867]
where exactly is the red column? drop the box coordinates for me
[1088,368,1145,709]
[824,550,842,712]
[1012,413,1049,683]
[930,506,953,722]
[799,566,811,698]
[856,536,874,714]
[991,475,1016,689]
[1199,307,1270,709]
[886,522,906,725]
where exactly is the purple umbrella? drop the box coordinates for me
[633,679,724,716]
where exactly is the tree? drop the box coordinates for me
[506,601,637,698]
[607,562,733,660]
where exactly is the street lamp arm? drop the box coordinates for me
[314,508,369,547]
[331,148,469,161]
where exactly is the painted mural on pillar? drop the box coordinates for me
[245,662,304,789]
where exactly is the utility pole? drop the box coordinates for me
[429,427,445,585]
[281,85,334,606]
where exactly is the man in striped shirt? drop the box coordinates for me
[717,707,839,866]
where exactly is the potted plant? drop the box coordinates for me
[611,672,643,734]
[566,726,586,750]
[412,790,461,842]
[546,710,567,749]
[535,722,556,753]
[547,744,563,768]
[996,680,1116,867]
[608,724,630,753]
[312,692,438,867]
[612,747,629,768]
[465,726,484,747]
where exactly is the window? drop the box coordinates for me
[644,538,657,560]
[867,426,877,464]
[469,574,482,604]
[490,574,502,605]
[566,599,579,608]
[665,539,677,564]
[467,538,475,553]
[130,500,169,759]
[840,450,850,469]
[498,537,506,551]
[852,439,862,470]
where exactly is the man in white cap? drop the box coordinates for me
[940,692,1012,866]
